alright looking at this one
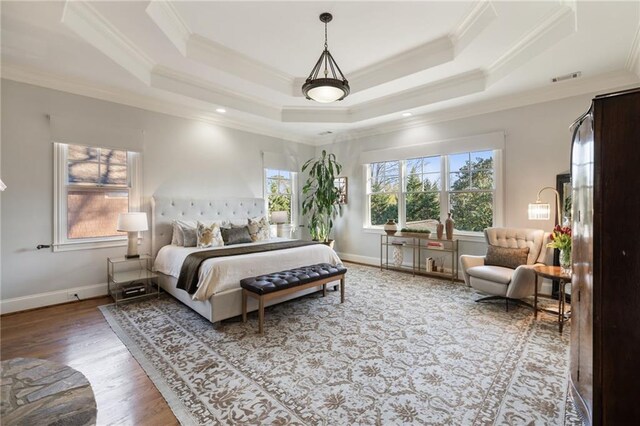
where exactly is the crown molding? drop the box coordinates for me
[188,34,293,95]
[450,0,497,55]
[626,22,640,77]
[150,66,282,121]
[146,0,294,95]
[0,63,314,146]
[487,3,576,86]
[144,0,191,56]
[337,69,638,143]
[61,1,154,85]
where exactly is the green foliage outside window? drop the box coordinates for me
[449,156,494,232]
[267,172,292,222]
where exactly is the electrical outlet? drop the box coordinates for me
[67,292,79,300]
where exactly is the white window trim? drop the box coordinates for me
[264,168,297,228]
[53,143,142,252]
[363,149,504,240]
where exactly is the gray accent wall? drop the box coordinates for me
[0,80,314,308]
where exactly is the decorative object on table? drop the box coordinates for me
[436,220,444,239]
[445,212,454,240]
[302,13,350,103]
[302,150,342,244]
[270,211,289,238]
[0,357,97,426]
[334,177,348,204]
[399,227,430,235]
[528,186,562,224]
[384,219,398,235]
[547,225,572,274]
[392,243,404,267]
[117,212,148,258]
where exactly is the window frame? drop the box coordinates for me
[53,143,142,252]
[365,160,402,227]
[364,150,503,239]
[264,168,297,227]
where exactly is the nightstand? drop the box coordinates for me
[107,255,159,305]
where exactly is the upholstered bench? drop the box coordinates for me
[240,263,347,334]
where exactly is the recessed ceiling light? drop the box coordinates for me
[402,112,412,117]
[216,108,226,113]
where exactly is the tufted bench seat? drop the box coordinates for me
[240,263,347,334]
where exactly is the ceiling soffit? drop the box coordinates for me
[55,0,635,130]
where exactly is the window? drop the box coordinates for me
[405,156,441,227]
[367,161,400,226]
[265,169,296,223]
[448,150,494,232]
[365,150,501,235]
[54,143,141,251]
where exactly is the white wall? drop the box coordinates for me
[0,80,314,312]
[319,93,595,272]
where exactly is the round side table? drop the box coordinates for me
[533,265,572,333]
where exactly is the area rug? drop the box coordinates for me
[99,264,580,425]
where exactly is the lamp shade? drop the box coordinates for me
[270,211,288,224]
[117,212,148,232]
[528,203,551,220]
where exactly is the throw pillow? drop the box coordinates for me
[174,220,197,247]
[197,222,224,248]
[221,226,253,245]
[247,216,271,241]
[485,246,530,269]
[171,221,182,246]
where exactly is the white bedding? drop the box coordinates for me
[154,238,342,301]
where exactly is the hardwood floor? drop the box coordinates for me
[1,297,178,426]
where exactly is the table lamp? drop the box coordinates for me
[117,212,148,258]
[270,211,288,238]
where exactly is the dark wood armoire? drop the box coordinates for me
[570,87,640,425]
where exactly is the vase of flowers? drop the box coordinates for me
[548,225,572,274]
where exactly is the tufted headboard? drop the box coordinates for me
[150,196,266,259]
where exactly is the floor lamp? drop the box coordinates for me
[528,186,562,225]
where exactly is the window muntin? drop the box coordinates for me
[265,169,295,223]
[365,150,498,233]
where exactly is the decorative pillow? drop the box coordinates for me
[174,220,197,247]
[247,216,270,241]
[171,221,183,246]
[197,222,224,248]
[485,246,530,269]
[221,226,253,246]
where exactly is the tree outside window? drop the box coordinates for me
[368,161,399,226]
[405,156,441,228]
[266,169,294,223]
[448,151,494,232]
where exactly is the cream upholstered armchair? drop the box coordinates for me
[460,227,552,310]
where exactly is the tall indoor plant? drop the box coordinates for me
[302,150,342,244]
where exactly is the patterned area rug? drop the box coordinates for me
[100,264,581,425]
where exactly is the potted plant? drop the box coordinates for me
[301,150,342,247]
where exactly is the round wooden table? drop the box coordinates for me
[0,357,97,425]
[533,265,571,333]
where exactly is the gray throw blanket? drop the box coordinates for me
[176,240,320,294]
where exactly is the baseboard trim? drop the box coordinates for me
[0,283,109,315]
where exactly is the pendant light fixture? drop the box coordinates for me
[302,13,350,103]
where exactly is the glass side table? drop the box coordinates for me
[107,255,159,306]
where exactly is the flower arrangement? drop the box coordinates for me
[547,225,572,251]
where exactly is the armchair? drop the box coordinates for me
[460,227,552,310]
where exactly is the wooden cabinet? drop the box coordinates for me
[569,87,640,425]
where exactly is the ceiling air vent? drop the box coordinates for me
[318,131,333,136]
[552,71,581,83]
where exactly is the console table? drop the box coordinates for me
[380,232,459,282]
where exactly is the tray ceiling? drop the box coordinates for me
[2,1,639,144]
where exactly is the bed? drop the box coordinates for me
[150,196,342,324]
